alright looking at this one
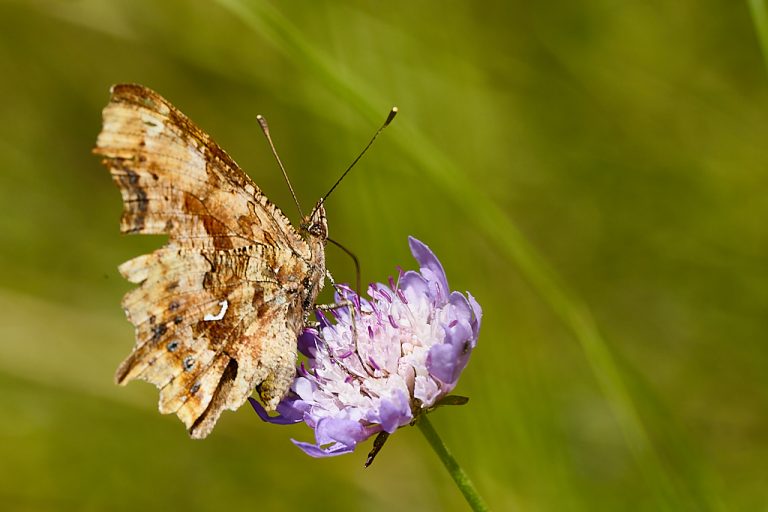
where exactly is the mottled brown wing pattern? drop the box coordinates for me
[117,245,308,438]
[95,84,307,253]
[94,84,326,439]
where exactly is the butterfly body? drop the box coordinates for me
[95,84,326,438]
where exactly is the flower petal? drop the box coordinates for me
[315,417,369,447]
[293,377,316,401]
[427,318,473,386]
[298,329,319,358]
[408,237,449,303]
[426,343,461,387]
[448,292,473,326]
[248,397,302,425]
[291,440,355,458]
[374,390,413,433]
[413,375,441,406]
[467,292,483,339]
[400,270,429,301]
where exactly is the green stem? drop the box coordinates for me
[748,0,768,72]
[418,415,491,512]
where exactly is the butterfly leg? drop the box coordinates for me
[314,300,353,312]
[325,269,336,286]
[311,299,358,335]
[304,296,354,328]
[300,269,344,329]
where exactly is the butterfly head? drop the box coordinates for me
[301,200,328,242]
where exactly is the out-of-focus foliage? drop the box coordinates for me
[1,1,766,510]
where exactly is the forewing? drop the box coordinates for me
[94,83,307,253]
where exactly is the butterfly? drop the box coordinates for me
[94,84,329,438]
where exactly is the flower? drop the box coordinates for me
[250,236,482,459]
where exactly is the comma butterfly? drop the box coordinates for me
[94,84,331,438]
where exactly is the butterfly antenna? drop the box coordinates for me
[319,107,398,206]
[327,237,361,298]
[257,115,304,218]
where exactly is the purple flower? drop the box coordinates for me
[250,236,482,459]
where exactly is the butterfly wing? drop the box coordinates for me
[95,83,307,253]
[95,84,317,438]
[116,245,308,439]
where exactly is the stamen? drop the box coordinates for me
[388,276,396,291]
[449,319,458,328]
[338,350,354,359]
[368,326,374,339]
[396,266,405,288]
[378,288,392,303]
[368,357,380,371]
[336,283,353,293]
[316,310,330,328]
[388,314,399,328]
[396,288,408,304]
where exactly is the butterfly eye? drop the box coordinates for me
[309,223,326,238]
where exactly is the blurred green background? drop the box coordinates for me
[1,1,767,510]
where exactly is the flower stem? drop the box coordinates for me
[418,415,490,512]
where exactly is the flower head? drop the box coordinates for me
[250,236,482,459]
